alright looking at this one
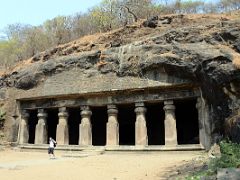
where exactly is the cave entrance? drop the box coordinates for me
[175,99,199,144]
[46,108,58,142]
[68,107,81,145]
[91,106,108,146]
[28,109,38,144]
[118,104,135,145]
[146,103,165,145]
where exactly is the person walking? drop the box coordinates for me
[48,137,57,159]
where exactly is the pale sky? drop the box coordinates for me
[0,0,218,38]
[0,0,102,32]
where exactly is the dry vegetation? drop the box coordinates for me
[0,10,238,77]
[0,0,240,70]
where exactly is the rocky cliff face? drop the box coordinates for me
[0,13,240,142]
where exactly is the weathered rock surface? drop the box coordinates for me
[217,168,240,180]
[0,13,240,142]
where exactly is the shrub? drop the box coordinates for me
[208,140,240,173]
[187,140,240,179]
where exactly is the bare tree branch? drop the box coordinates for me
[120,5,138,22]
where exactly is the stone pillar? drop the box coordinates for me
[135,102,148,146]
[196,97,211,149]
[19,110,29,144]
[107,105,119,146]
[79,106,92,146]
[35,109,48,144]
[56,107,69,145]
[164,100,178,146]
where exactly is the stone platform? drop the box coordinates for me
[17,144,204,153]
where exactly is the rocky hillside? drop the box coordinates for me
[1,12,240,141]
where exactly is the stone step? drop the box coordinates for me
[62,149,105,158]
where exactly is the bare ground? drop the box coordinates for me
[0,148,206,180]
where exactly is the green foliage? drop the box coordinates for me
[187,141,240,179]
[0,39,22,68]
[185,171,210,180]
[208,141,240,173]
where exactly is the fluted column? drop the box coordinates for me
[107,105,119,146]
[56,107,69,145]
[19,110,29,144]
[79,106,92,146]
[35,109,48,144]
[135,102,148,146]
[164,100,178,146]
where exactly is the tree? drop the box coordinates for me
[43,16,72,45]
[219,0,240,12]
[118,0,154,24]
[173,0,204,14]
[203,2,220,13]
[89,0,119,32]
[21,26,50,57]
[0,39,21,68]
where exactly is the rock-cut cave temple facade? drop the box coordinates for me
[4,66,212,151]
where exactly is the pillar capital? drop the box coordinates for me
[107,104,117,109]
[81,110,92,117]
[37,109,47,118]
[135,107,146,114]
[21,109,29,119]
[163,100,175,111]
[59,107,67,112]
[135,102,145,107]
[135,102,146,114]
[80,106,92,117]
[58,107,69,118]
[107,105,118,115]
[81,105,90,111]
[164,100,173,105]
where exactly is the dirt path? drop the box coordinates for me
[0,149,205,180]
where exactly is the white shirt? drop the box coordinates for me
[49,139,56,148]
